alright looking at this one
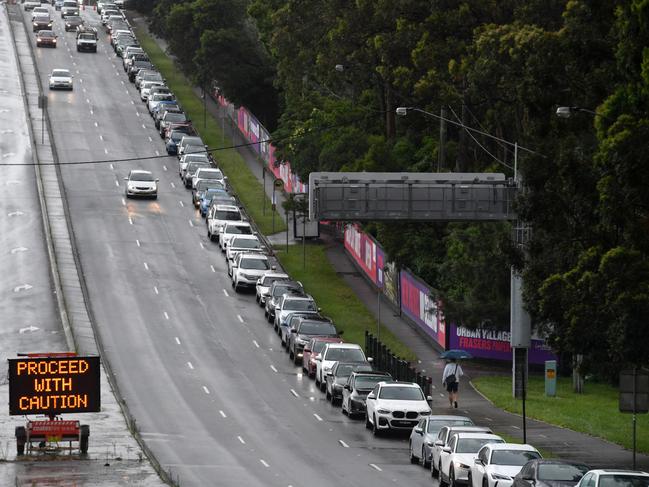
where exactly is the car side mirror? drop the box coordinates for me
[426,395,433,402]
[367,357,373,363]
[155,178,159,182]
[123,177,128,180]
[434,440,444,447]
[414,426,423,435]
[303,348,311,353]
[367,392,376,400]
[442,446,452,453]
[343,384,350,390]
[474,458,483,465]
[522,475,535,481]
[315,355,322,362]
[326,372,333,376]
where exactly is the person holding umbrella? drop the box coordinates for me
[441,350,471,408]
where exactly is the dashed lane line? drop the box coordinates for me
[175,337,181,345]
[313,413,323,422]
[253,340,260,348]
[219,410,227,418]
[164,312,169,320]
[260,460,269,468]
[237,315,244,323]
[187,362,194,370]
[338,440,349,448]
[203,386,210,394]
[290,389,299,398]
[223,289,229,297]
[237,436,245,444]
[369,464,382,472]
[270,365,278,373]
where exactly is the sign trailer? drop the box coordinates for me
[8,353,100,455]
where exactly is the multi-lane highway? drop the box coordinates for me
[19,6,436,486]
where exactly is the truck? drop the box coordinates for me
[76,26,97,52]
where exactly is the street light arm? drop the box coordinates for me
[556,106,613,122]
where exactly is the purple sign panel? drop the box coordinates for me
[448,324,556,364]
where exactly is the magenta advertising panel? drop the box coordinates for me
[448,324,556,364]
[400,270,446,348]
[344,224,378,284]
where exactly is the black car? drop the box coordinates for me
[281,312,325,350]
[128,61,154,82]
[32,14,52,32]
[287,315,339,363]
[341,370,393,418]
[325,362,373,405]
[264,281,304,323]
[513,460,590,487]
[64,15,83,31]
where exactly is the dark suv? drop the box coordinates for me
[287,315,339,363]
[264,281,304,324]
[325,362,374,405]
[341,370,393,418]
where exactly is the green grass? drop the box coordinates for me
[473,375,649,454]
[275,243,416,361]
[134,28,286,236]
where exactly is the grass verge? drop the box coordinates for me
[133,28,286,236]
[275,243,416,362]
[473,375,649,454]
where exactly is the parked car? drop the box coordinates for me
[135,70,163,90]
[280,311,324,351]
[287,315,338,363]
[512,460,590,487]
[231,253,273,292]
[159,110,187,135]
[365,381,432,435]
[206,204,242,241]
[325,361,373,404]
[147,93,175,115]
[48,68,73,90]
[469,443,542,487]
[264,280,304,323]
[192,167,224,190]
[36,30,57,47]
[226,235,263,273]
[409,415,474,468]
[431,426,495,478]
[274,294,319,339]
[177,135,204,157]
[341,370,392,418]
[575,471,649,487]
[303,337,344,377]
[24,1,42,11]
[218,221,252,252]
[124,170,158,199]
[255,272,290,307]
[315,343,369,390]
[165,129,189,156]
[199,188,229,216]
[438,432,505,487]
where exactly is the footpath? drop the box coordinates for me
[131,16,649,471]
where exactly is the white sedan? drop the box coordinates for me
[48,69,73,90]
[469,443,541,487]
[124,170,158,199]
[439,432,504,487]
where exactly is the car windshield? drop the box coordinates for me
[204,189,226,198]
[335,364,371,377]
[153,94,174,101]
[226,225,252,235]
[39,31,55,37]
[355,375,389,389]
[197,170,222,179]
[51,70,70,77]
[195,179,218,191]
[285,299,317,311]
[299,322,336,335]
[165,113,186,123]
[79,33,95,40]
[378,385,424,400]
[262,276,285,286]
[240,258,269,270]
[428,419,473,434]
[187,163,209,172]
[491,450,541,466]
[170,131,185,142]
[537,464,590,482]
[66,16,81,22]
[325,348,365,362]
[456,438,504,454]
[598,476,649,487]
[181,137,203,146]
[131,172,154,181]
[312,341,333,353]
[231,238,260,249]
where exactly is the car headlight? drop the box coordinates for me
[296,337,309,345]
[419,409,431,415]
[491,473,512,480]
[377,408,391,414]
[323,366,332,372]
[333,383,343,390]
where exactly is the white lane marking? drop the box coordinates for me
[260,460,269,468]
[297,373,303,380]
[142,124,146,129]
[136,111,140,117]
[253,340,260,348]
[164,312,169,320]
[219,410,227,418]
[110,163,114,170]
[115,180,119,187]
[155,150,160,156]
[121,80,125,85]
[143,262,149,270]
[13,284,33,292]
[154,286,159,295]
[290,389,299,398]
[223,289,229,297]
[203,386,210,394]
[270,365,278,373]
[338,440,349,448]
[99,135,104,141]
[187,362,194,370]
[128,217,133,225]
[104,148,108,154]
[511,425,520,430]
[189,219,194,227]
[121,198,126,206]
[136,239,141,247]
[313,413,323,422]
[86,98,90,104]
[10,247,28,254]
[170,182,176,188]
[148,136,152,142]
[200,242,205,249]
[538,434,548,438]
[237,315,243,323]
[131,100,135,105]
[439,393,445,397]
[163,165,167,171]
[90,109,93,115]
[179,201,184,207]
[369,463,382,472]
[175,337,181,345]
[484,417,493,422]
[94,121,98,127]
[210,265,216,273]
[7,211,24,217]
[237,436,245,444]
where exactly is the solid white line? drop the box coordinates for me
[270,365,278,373]
[210,265,216,273]
[154,286,159,295]
[136,240,141,247]
[219,410,227,418]
[260,459,269,468]
[187,362,194,370]
[164,312,169,320]
[143,262,149,270]
[175,337,181,345]
[313,413,323,422]
[223,289,229,297]
[253,340,260,348]
[189,219,194,227]
[203,386,210,394]
[237,436,245,444]
[290,389,299,398]
[369,463,382,472]
[237,315,244,323]
[179,201,184,207]
[338,440,349,448]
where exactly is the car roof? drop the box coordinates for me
[230,234,259,241]
[451,432,503,439]
[309,336,343,344]
[296,315,331,323]
[215,204,238,211]
[325,343,362,350]
[446,425,492,433]
[130,169,152,175]
[260,272,289,279]
[224,221,250,228]
[379,381,420,388]
[352,370,390,376]
[238,253,267,260]
[589,470,649,476]
[427,415,473,422]
[486,443,538,451]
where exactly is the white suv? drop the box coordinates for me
[207,204,241,241]
[365,381,432,436]
[219,221,252,251]
[439,432,505,487]
[231,253,272,292]
[469,443,541,487]
[192,167,224,189]
[315,343,369,390]
[226,235,263,275]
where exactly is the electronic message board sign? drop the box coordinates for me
[8,356,100,416]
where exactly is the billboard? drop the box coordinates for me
[448,324,556,364]
[8,356,101,415]
[400,270,446,348]
[344,224,378,284]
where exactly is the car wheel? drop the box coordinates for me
[449,467,456,487]
[422,445,430,468]
[315,375,320,388]
[325,387,331,401]
[372,415,381,437]
[293,354,300,365]
[432,460,440,478]
[409,442,418,464]
[365,413,372,429]
[255,295,260,304]
[289,349,294,360]
[483,478,489,487]
[467,472,473,487]
[319,380,326,392]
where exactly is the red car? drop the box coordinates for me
[36,30,57,47]
[303,337,344,377]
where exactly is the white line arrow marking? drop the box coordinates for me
[14,284,33,292]
[10,247,29,254]
[19,325,40,334]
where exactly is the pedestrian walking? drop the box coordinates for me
[442,358,464,408]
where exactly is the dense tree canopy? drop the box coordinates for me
[138,0,649,378]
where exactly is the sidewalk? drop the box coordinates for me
[133,17,649,471]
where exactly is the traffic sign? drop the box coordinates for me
[620,369,649,413]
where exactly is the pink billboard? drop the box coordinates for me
[344,224,378,285]
[400,270,446,349]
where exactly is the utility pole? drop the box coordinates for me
[437,106,446,172]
